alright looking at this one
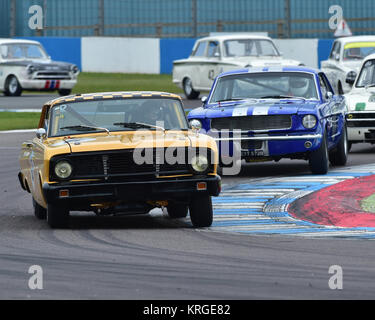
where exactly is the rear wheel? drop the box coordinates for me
[47,204,69,228]
[183,77,200,100]
[309,132,329,174]
[167,203,188,218]
[189,195,213,228]
[329,125,348,166]
[4,75,22,96]
[33,198,47,220]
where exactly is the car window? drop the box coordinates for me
[329,41,341,60]
[343,42,375,61]
[318,73,334,100]
[356,59,375,87]
[210,72,318,102]
[207,41,220,57]
[224,39,279,57]
[0,43,47,60]
[48,98,188,137]
[192,41,207,57]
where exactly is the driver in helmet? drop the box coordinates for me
[140,99,164,125]
[288,77,310,98]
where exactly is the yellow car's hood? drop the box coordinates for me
[45,131,216,155]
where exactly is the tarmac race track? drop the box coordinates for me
[2,132,375,299]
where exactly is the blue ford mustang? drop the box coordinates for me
[187,66,348,174]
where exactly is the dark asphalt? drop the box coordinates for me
[1,132,375,299]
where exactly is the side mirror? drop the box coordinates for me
[201,96,207,104]
[346,71,357,85]
[335,53,340,61]
[36,128,46,139]
[325,92,333,100]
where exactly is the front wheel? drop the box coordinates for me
[33,198,47,220]
[4,76,22,96]
[47,204,69,228]
[329,126,348,166]
[183,78,200,100]
[308,132,329,174]
[189,195,213,228]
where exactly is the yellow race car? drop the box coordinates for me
[18,91,221,228]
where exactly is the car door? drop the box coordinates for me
[318,72,345,148]
[188,40,208,90]
[202,41,221,90]
[322,40,341,92]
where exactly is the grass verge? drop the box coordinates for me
[72,72,182,94]
[0,112,40,131]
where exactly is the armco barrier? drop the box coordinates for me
[16,37,334,74]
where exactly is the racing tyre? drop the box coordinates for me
[189,195,213,228]
[183,78,200,100]
[33,198,47,220]
[47,204,69,229]
[58,89,72,96]
[348,142,352,152]
[308,132,329,174]
[4,76,22,96]
[329,125,348,166]
[167,203,188,218]
[338,82,344,95]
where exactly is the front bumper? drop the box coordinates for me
[19,79,76,90]
[43,175,221,208]
[347,112,375,142]
[214,133,322,158]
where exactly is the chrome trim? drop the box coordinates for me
[347,118,375,121]
[215,134,322,141]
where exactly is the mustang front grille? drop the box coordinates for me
[211,115,292,131]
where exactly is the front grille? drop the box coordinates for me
[211,115,292,131]
[241,140,263,150]
[35,72,71,80]
[347,120,375,127]
[51,148,196,181]
[347,112,375,119]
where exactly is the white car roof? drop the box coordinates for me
[336,35,375,45]
[196,34,272,42]
[0,38,41,45]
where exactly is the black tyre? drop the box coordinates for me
[58,89,72,96]
[308,132,329,174]
[33,198,47,220]
[47,203,69,229]
[348,142,352,152]
[338,82,344,95]
[189,195,213,228]
[329,125,348,166]
[167,203,188,218]
[183,77,200,100]
[4,76,22,96]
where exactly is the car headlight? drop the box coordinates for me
[190,154,209,174]
[71,65,79,74]
[189,119,202,132]
[54,161,73,179]
[27,65,36,74]
[302,115,317,129]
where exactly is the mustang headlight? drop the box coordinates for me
[190,154,209,174]
[302,115,317,129]
[54,161,73,179]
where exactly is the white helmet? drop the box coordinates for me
[289,77,309,97]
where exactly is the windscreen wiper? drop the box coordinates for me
[60,125,110,134]
[216,98,246,102]
[113,122,166,132]
[260,95,305,100]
